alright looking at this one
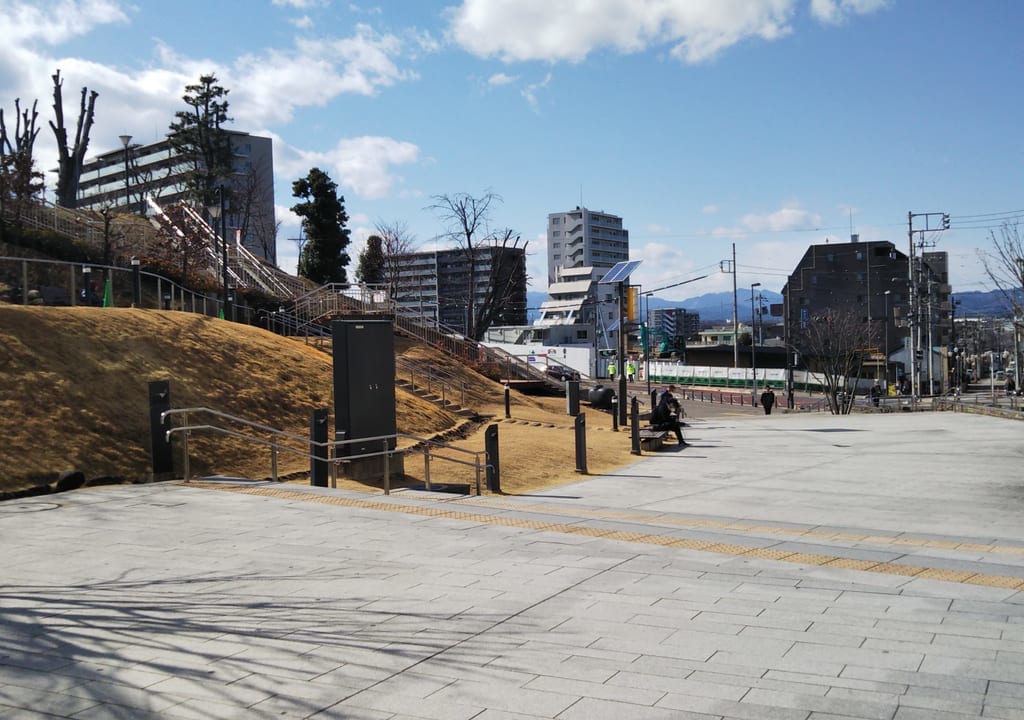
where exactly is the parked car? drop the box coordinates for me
[545,365,580,382]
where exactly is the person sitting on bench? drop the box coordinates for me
[651,390,685,445]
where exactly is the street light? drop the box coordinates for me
[118,134,132,211]
[750,282,761,404]
[207,188,230,321]
[883,290,891,386]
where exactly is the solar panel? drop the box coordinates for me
[598,260,642,284]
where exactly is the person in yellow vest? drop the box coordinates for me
[607,360,616,379]
[626,359,637,382]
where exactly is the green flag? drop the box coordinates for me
[102,277,113,308]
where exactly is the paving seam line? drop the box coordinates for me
[182,482,1024,591]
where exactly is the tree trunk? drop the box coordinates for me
[50,70,99,209]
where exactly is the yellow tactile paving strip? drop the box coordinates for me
[461,497,1024,558]
[185,482,1024,590]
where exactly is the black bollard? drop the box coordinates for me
[630,396,641,455]
[148,380,173,479]
[618,375,628,426]
[485,423,500,492]
[309,408,329,487]
[574,413,587,474]
[567,380,580,416]
[504,384,511,419]
[611,394,618,432]
[650,389,658,413]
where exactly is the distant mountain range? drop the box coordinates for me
[526,289,1015,325]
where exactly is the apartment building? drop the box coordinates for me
[76,131,277,263]
[391,245,527,337]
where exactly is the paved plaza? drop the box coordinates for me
[2,410,1024,719]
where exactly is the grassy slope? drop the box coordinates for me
[0,307,461,491]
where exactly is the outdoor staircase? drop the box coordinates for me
[8,198,563,393]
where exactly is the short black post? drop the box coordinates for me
[630,396,641,455]
[131,257,141,307]
[504,384,511,419]
[618,375,628,426]
[650,389,658,413]
[567,380,580,416]
[310,408,329,487]
[574,413,588,474]
[485,423,500,492]
[148,380,173,479]
[611,394,618,432]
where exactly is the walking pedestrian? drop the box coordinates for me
[759,387,776,415]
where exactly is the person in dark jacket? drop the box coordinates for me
[651,390,685,444]
[759,387,776,415]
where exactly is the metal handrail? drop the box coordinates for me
[395,357,468,410]
[162,407,487,495]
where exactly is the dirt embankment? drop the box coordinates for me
[0,307,642,498]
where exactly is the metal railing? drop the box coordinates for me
[396,356,468,410]
[162,407,488,495]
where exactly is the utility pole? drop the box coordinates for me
[907,210,950,399]
[720,243,738,368]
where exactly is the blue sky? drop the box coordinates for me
[3,1,1021,302]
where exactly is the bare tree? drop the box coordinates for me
[50,70,98,209]
[980,221,1024,318]
[792,308,870,414]
[472,228,529,334]
[375,219,416,299]
[980,221,1024,386]
[0,98,44,232]
[229,157,277,262]
[430,190,529,340]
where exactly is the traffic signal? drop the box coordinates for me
[942,213,950,230]
[626,286,640,322]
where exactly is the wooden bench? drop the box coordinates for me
[638,427,669,451]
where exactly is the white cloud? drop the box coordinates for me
[521,72,551,111]
[273,0,324,8]
[810,0,890,25]
[702,204,719,215]
[446,0,888,64]
[1,0,129,46]
[278,135,421,201]
[487,72,517,86]
[738,204,822,233]
[289,15,314,29]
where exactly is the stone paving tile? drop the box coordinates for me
[606,670,749,700]
[744,687,897,719]
[656,691,812,719]
[556,696,717,719]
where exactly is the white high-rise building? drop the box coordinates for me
[535,207,631,355]
[546,207,629,287]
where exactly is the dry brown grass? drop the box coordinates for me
[0,306,642,496]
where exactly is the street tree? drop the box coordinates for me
[355,235,384,285]
[791,308,870,414]
[291,167,350,284]
[429,190,527,340]
[50,70,98,209]
[168,74,233,206]
[0,97,45,244]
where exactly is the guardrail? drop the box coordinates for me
[162,407,488,494]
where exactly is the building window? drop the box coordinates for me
[552,242,560,248]
[576,330,588,340]
[551,217,560,225]
[552,231,560,237]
